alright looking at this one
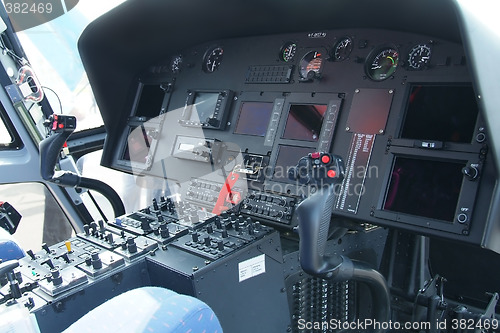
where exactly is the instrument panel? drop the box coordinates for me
[105,28,493,248]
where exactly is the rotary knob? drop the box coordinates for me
[462,165,479,181]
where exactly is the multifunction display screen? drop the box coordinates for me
[282,104,327,142]
[384,156,466,222]
[400,85,479,144]
[234,102,274,137]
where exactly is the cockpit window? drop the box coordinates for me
[13,1,125,131]
[0,113,12,145]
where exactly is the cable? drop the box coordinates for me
[41,86,63,114]
[0,34,26,66]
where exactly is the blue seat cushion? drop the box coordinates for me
[64,286,223,333]
[0,228,25,262]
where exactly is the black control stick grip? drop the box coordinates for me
[38,114,125,217]
[290,152,346,278]
[39,114,76,180]
[291,152,391,331]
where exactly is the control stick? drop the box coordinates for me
[290,152,391,333]
[39,114,125,217]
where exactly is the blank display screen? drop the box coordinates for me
[400,85,479,143]
[273,145,315,181]
[384,157,465,222]
[234,102,274,137]
[134,85,165,118]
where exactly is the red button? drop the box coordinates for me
[321,155,331,164]
[311,152,321,159]
[327,170,336,178]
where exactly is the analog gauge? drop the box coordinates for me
[202,46,224,73]
[280,42,297,62]
[365,46,399,81]
[331,37,353,61]
[299,50,324,80]
[170,55,183,74]
[408,44,432,70]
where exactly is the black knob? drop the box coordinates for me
[192,232,199,242]
[274,211,284,218]
[221,228,228,238]
[204,236,211,246]
[207,118,220,127]
[214,217,222,229]
[51,268,63,286]
[98,220,105,232]
[462,165,479,180]
[152,198,159,211]
[160,223,170,238]
[217,240,224,251]
[85,256,92,266]
[91,252,102,270]
[126,237,137,254]
[207,225,214,234]
[141,219,151,231]
[248,224,255,235]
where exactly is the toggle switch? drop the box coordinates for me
[65,241,72,253]
[41,243,51,254]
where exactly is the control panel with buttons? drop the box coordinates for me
[240,190,297,227]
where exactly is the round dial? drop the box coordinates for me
[331,37,353,61]
[280,42,297,62]
[203,46,224,73]
[299,50,324,80]
[365,47,399,81]
[170,55,183,73]
[408,44,432,70]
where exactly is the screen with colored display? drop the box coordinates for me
[282,104,327,142]
[190,92,219,123]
